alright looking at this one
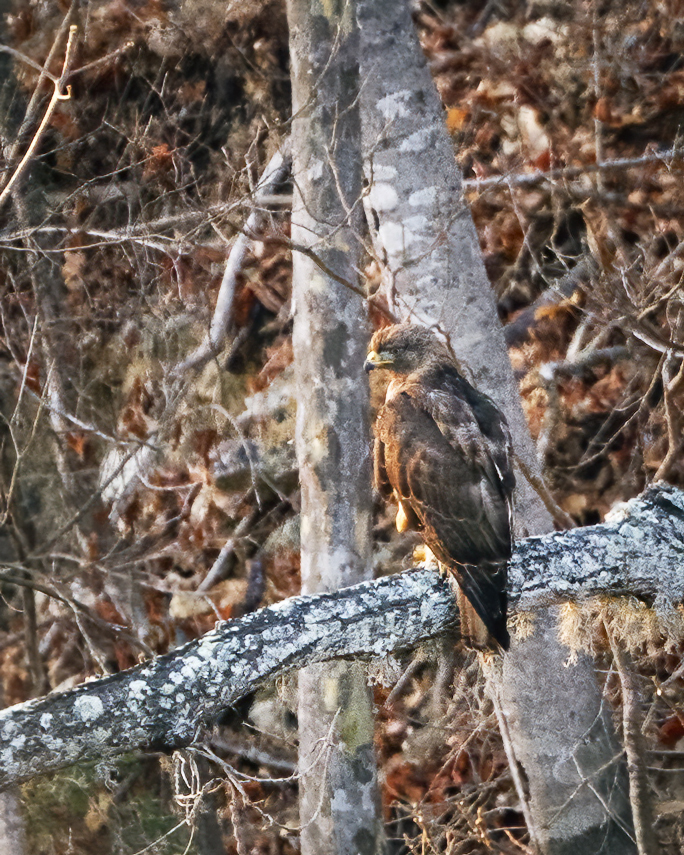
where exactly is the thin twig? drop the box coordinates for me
[483,658,542,854]
[0,26,79,208]
[654,304,684,481]
[21,581,48,696]
[654,350,684,481]
[0,45,60,83]
[0,318,43,526]
[0,567,154,658]
[0,198,250,244]
[591,3,605,181]
[605,623,659,855]
[514,454,575,529]
[462,147,684,194]
[70,42,134,77]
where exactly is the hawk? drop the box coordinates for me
[365,323,515,651]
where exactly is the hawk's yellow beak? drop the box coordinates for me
[364,350,393,372]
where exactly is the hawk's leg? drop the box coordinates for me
[395,502,410,533]
[411,545,442,571]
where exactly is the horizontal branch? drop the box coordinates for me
[462,146,684,193]
[0,570,454,790]
[1,483,683,790]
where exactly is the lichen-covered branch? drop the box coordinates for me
[0,570,453,791]
[509,483,684,608]
[1,483,683,791]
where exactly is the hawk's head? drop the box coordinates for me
[364,323,451,374]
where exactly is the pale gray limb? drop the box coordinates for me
[178,143,292,373]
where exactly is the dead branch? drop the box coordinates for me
[606,626,659,855]
[196,509,259,593]
[655,338,684,482]
[178,143,292,373]
[1,1,77,161]
[462,146,684,194]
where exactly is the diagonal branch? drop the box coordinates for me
[0,483,683,790]
[177,143,292,373]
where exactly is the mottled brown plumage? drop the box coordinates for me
[365,323,515,650]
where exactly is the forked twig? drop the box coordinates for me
[0,26,78,208]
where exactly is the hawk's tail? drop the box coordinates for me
[454,563,509,652]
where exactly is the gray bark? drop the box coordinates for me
[0,482,682,793]
[508,483,684,607]
[0,554,455,791]
[287,1,385,853]
[357,2,634,852]
[0,789,25,854]
[358,6,541,528]
[0,679,24,855]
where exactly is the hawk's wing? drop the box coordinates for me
[377,388,513,564]
[423,365,515,553]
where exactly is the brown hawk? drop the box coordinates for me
[365,323,514,651]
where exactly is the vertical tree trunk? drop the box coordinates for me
[357,2,635,852]
[287,2,385,853]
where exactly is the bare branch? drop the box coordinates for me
[606,628,659,855]
[177,143,292,373]
[462,146,684,194]
[0,25,78,209]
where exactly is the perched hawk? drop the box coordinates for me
[365,323,515,651]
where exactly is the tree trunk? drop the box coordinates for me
[286,1,385,853]
[357,1,635,852]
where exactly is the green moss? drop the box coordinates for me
[21,755,196,855]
